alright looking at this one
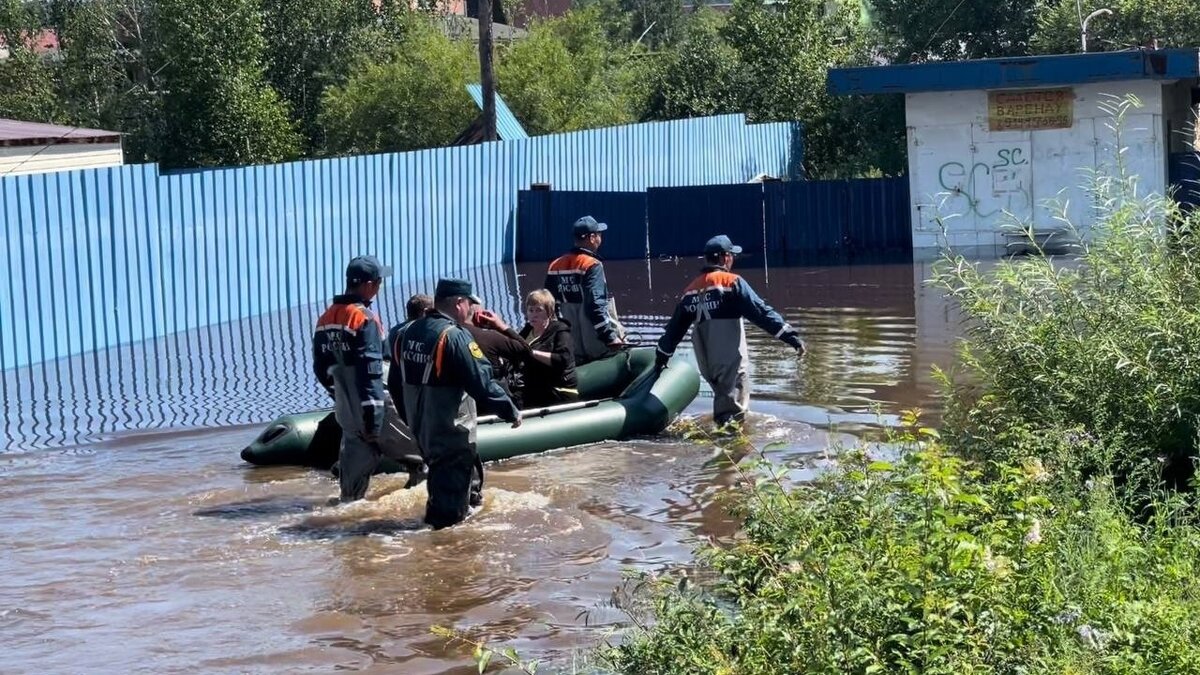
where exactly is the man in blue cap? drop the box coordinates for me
[314,255,422,502]
[388,277,521,529]
[544,215,626,365]
[654,235,805,427]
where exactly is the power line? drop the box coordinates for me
[914,0,969,61]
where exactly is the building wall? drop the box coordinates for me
[0,143,124,176]
[906,80,1171,257]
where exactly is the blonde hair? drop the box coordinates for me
[525,289,556,315]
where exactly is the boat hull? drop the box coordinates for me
[239,347,700,472]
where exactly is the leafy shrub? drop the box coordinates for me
[601,421,1200,674]
[930,96,1200,493]
[319,17,477,155]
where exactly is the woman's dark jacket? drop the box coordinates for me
[517,320,578,409]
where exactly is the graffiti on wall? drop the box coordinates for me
[937,145,1033,221]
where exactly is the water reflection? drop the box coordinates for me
[0,259,960,454]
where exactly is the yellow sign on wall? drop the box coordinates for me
[987,88,1074,132]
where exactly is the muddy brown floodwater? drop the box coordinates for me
[0,259,962,674]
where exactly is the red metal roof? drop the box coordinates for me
[0,28,59,54]
[0,119,122,147]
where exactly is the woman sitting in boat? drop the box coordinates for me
[516,289,579,409]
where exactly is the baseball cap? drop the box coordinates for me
[435,278,482,305]
[572,215,608,237]
[703,235,743,256]
[346,255,393,285]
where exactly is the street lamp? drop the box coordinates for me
[1081,8,1113,52]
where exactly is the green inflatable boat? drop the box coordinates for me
[239,347,701,473]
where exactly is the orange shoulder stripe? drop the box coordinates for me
[684,270,740,294]
[548,253,598,272]
[432,329,452,377]
[316,304,369,330]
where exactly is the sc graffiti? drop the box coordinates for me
[937,147,1031,220]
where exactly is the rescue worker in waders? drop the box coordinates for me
[654,235,805,427]
[389,278,522,530]
[545,216,625,365]
[313,256,422,503]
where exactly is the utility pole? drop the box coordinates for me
[478,0,497,141]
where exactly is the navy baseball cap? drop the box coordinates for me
[346,255,393,284]
[704,235,743,255]
[435,278,482,305]
[572,215,608,237]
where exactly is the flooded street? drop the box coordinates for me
[0,259,961,673]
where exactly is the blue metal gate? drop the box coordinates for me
[1170,152,1200,212]
[764,177,911,265]
[516,177,911,264]
[647,184,766,258]
[516,190,648,262]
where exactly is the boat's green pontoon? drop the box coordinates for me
[239,347,700,473]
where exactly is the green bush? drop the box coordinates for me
[601,423,1200,674]
[595,99,1200,674]
[319,17,478,155]
[930,97,1200,493]
[495,7,649,136]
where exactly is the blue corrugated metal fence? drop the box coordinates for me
[521,177,911,264]
[516,190,647,262]
[647,184,766,259]
[0,114,798,370]
[764,180,847,264]
[766,177,912,265]
[1170,152,1200,212]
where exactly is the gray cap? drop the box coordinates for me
[572,215,608,237]
[346,255,393,284]
[704,235,743,256]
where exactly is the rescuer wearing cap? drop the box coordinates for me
[388,278,521,529]
[654,235,805,427]
[544,215,626,365]
[313,255,410,503]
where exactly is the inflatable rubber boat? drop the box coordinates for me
[239,347,700,473]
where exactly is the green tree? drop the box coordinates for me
[146,0,300,167]
[640,0,905,178]
[1032,0,1200,54]
[0,0,61,122]
[496,7,647,135]
[726,0,893,177]
[866,0,1039,61]
[260,0,409,153]
[319,17,478,154]
[53,0,128,129]
[573,0,684,49]
[642,8,743,119]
